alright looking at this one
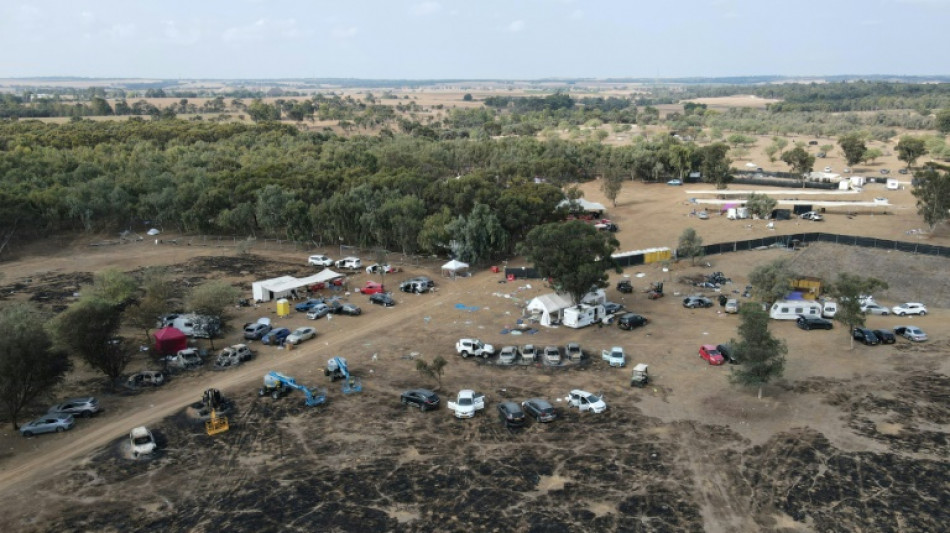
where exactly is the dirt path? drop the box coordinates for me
[0,286,452,500]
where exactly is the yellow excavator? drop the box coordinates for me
[201,389,230,436]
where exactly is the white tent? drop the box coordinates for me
[441,259,470,278]
[526,293,574,326]
[252,269,345,302]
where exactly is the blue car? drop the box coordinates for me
[20,414,75,437]
[262,328,291,345]
[294,298,324,312]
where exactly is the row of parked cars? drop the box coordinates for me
[399,388,605,427]
[19,397,100,437]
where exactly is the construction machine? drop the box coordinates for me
[259,371,326,406]
[200,388,230,436]
[325,357,363,394]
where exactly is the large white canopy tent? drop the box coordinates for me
[441,259,470,278]
[252,270,345,302]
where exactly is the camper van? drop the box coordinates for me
[562,304,606,329]
[769,300,824,321]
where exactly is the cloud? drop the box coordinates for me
[411,1,442,16]
[164,20,200,45]
[570,9,584,19]
[506,20,525,32]
[331,26,358,39]
[223,18,301,44]
[81,11,95,26]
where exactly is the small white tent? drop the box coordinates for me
[526,293,574,326]
[441,259,470,278]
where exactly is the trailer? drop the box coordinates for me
[562,304,606,329]
[769,300,823,320]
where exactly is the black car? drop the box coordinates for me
[333,303,362,316]
[852,327,880,346]
[617,280,633,294]
[716,343,739,365]
[497,401,526,428]
[369,293,395,307]
[796,315,834,330]
[400,389,440,411]
[603,302,624,315]
[873,329,896,344]
[521,398,557,423]
[617,313,648,330]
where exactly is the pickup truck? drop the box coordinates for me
[446,390,486,419]
[456,338,495,358]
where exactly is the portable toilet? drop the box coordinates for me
[276,298,291,317]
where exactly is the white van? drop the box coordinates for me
[821,300,838,318]
[562,304,606,329]
[769,300,823,320]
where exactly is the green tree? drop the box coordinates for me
[417,207,454,255]
[50,298,129,390]
[745,193,777,219]
[896,135,927,169]
[446,203,509,265]
[728,303,787,399]
[415,356,448,390]
[863,147,883,165]
[0,303,71,429]
[186,280,240,349]
[698,142,733,189]
[764,137,789,163]
[600,165,624,208]
[838,133,867,167]
[462,93,473,102]
[911,166,950,231]
[88,268,138,306]
[748,259,792,306]
[781,146,815,186]
[827,273,888,349]
[819,144,834,155]
[936,108,950,134]
[676,227,704,266]
[517,221,620,307]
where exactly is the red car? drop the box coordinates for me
[357,281,386,295]
[699,345,725,366]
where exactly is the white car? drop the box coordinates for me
[601,346,626,367]
[498,346,518,365]
[286,326,317,345]
[860,303,890,316]
[308,254,333,267]
[130,426,157,458]
[824,166,832,172]
[566,390,607,413]
[365,263,396,274]
[447,389,485,419]
[334,257,362,269]
[800,211,823,221]
[892,303,927,316]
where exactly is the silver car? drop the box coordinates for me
[20,414,75,437]
[498,346,518,365]
[48,397,100,418]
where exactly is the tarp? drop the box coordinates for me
[154,327,187,355]
[526,293,574,326]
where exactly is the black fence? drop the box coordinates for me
[702,232,950,258]
[505,266,541,279]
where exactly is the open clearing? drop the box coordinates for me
[0,179,947,532]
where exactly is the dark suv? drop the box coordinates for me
[852,327,880,346]
[497,401,526,428]
[400,389,440,411]
[873,329,896,344]
[521,398,557,423]
[617,313,648,330]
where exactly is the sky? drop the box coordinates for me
[1,0,949,80]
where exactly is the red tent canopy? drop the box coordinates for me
[154,327,187,354]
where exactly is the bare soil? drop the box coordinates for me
[0,180,947,532]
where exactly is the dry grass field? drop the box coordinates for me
[0,175,947,531]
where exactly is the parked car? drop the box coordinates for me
[697,211,709,220]
[852,327,880,346]
[666,179,682,186]
[334,303,362,316]
[306,304,332,320]
[823,166,832,172]
[215,344,253,367]
[880,169,891,175]
[243,320,272,340]
[365,263,397,275]
[800,211,824,221]
[844,167,852,173]
[447,389,486,419]
[683,296,714,309]
[617,313,648,330]
[48,397,100,418]
[262,328,291,345]
[20,414,75,437]
[873,329,896,344]
[456,338,495,358]
[286,326,317,345]
[699,345,725,366]
[602,346,626,367]
[898,168,909,175]
[894,326,927,342]
[724,299,739,314]
[603,302,624,315]
[405,276,435,289]
[334,257,362,269]
[127,370,165,388]
[400,279,430,293]
[816,152,826,158]
[566,390,607,413]
[716,343,738,364]
[617,280,633,294]
[543,345,561,365]
[357,282,386,295]
[565,342,583,362]
[400,389,440,411]
[294,298,325,312]
[497,401,526,428]
[521,398,557,422]
[519,344,538,362]
[861,303,890,316]
[892,303,927,316]
[369,293,395,307]
[307,254,333,267]
[796,315,834,330]
[498,346,518,365]
[130,426,157,458]
[165,348,203,369]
